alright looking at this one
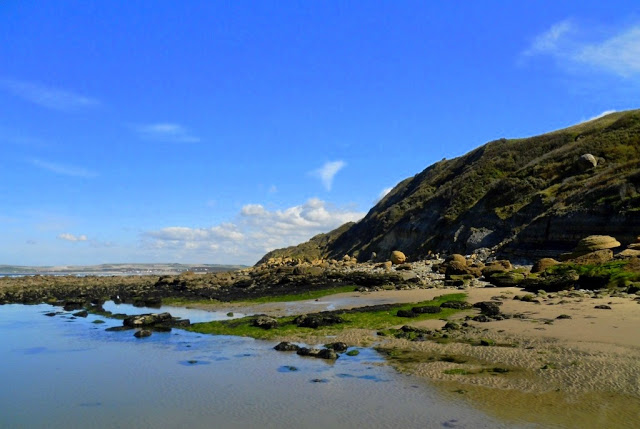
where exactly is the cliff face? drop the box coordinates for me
[259,110,640,264]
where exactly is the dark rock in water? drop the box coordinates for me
[44,312,57,317]
[294,314,344,328]
[252,316,278,329]
[153,326,172,333]
[134,329,152,338]
[63,300,85,311]
[296,347,316,356]
[124,312,173,327]
[122,312,189,329]
[396,309,418,318]
[411,305,441,314]
[594,305,612,310]
[325,342,348,352]
[316,348,339,360]
[72,310,88,318]
[440,301,473,310]
[105,326,134,332]
[274,342,300,352]
[296,347,338,360]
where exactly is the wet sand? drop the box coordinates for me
[188,285,640,428]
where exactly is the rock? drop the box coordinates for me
[325,342,348,352]
[556,314,572,319]
[446,254,467,265]
[390,251,406,265]
[440,301,473,310]
[473,301,502,317]
[395,263,413,271]
[274,342,300,352]
[531,258,560,273]
[411,305,442,314]
[445,261,482,278]
[594,305,612,310]
[294,314,344,328]
[252,316,278,329]
[134,329,152,338]
[399,271,422,283]
[522,270,580,292]
[577,153,598,171]
[486,271,526,287]
[316,349,339,360]
[105,326,134,332]
[443,321,461,331]
[72,310,88,318]
[568,249,613,265]
[573,235,621,255]
[63,300,85,311]
[396,309,418,318]
[123,312,172,327]
[481,260,514,277]
[472,315,492,322]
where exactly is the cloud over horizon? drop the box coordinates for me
[1,79,99,110]
[311,160,346,191]
[136,123,201,143]
[57,233,88,242]
[142,198,365,263]
[523,21,640,78]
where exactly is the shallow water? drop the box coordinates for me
[0,304,518,428]
[102,300,246,323]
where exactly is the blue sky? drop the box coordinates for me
[2,1,639,266]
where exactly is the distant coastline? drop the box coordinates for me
[0,263,247,277]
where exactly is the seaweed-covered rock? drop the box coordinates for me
[396,309,418,318]
[486,271,526,287]
[522,270,580,292]
[440,301,473,310]
[274,342,300,352]
[252,316,278,329]
[411,305,442,314]
[391,251,407,265]
[325,342,348,352]
[294,313,344,328]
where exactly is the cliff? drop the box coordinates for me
[260,109,640,263]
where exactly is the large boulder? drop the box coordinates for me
[574,235,621,254]
[481,260,513,276]
[569,249,614,265]
[531,258,560,273]
[576,153,598,171]
[390,251,407,265]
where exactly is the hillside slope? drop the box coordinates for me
[260,110,640,263]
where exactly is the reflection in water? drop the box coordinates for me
[0,304,510,429]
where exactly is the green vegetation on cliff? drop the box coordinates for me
[260,109,640,263]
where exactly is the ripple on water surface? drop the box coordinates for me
[0,304,513,429]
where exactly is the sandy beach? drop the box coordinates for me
[186,285,640,428]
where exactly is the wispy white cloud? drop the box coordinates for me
[523,21,640,78]
[142,198,365,264]
[57,233,88,242]
[30,159,97,178]
[136,123,201,143]
[0,79,99,110]
[311,160,346,191]
[575,27,640,77]
[523,19,574,57]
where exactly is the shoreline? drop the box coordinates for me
[2,259,639,427]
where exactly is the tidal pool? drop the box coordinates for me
[0,304,518,428]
